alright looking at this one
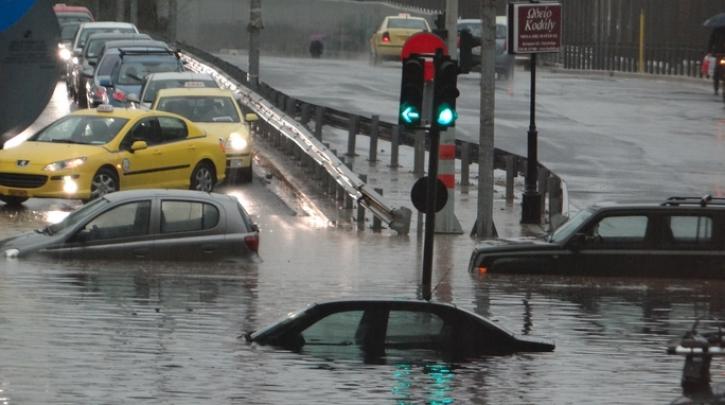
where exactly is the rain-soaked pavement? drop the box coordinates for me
[1,76,724,403]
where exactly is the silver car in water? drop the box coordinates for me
[1,189,259,261]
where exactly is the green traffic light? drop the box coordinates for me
[436,103,457,127]
[400,104,421,125]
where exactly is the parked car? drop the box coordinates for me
[74,32,151,107]
[53,3,94,21]
[468,195,725,279]
[369,14,431,64]
[246,299,554,360]
[86,41,172,107]
[132,72,219,109]
[457,17,514,79]
[151,87,257,183]
[0,189,259,261]
[67,22,138,100]
[0,105,226,206]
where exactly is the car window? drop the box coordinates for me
[48,197,109,234]
[126,118,160,147]
[79,27,134,49]
[594,216,648,239]
[666,215,713,244]
[114,55,181,85]
[29,115,128,145]
[142,79,218,102]
[161,201,219,233]
[387,18,428,30]
[96,54,120,77]
[158,117,188,142]
[79,201,151,242]
[156,96,240,123]
[459,23,481,38]
[550,208,594,243]
[60,23,80,41]
[300,310,364,346]
[385,310,446,348]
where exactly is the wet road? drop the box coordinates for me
[1,81,724,403]
[218,52,725,209]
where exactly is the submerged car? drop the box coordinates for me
[0,105,226,205]
[369,14,431,64]
[0,189,259,260]
[246,299,554,359]
[152,87,257,183]
[469,195,725,279]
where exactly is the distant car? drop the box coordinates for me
[132,72,219,109]
[74,32,151,107]
[0,105,227,206]
[457,17,514,79]
[468,195,725,279]
[246,299,554,359]
[369,14,431,64]
[0,189,259,261]
[87,41,172,107]
[53,4,94,21]
[152,87,257,183]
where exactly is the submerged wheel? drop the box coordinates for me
[90,167,118,200]
[0,196,29,206]
[190,162,215,192]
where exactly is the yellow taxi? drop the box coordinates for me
[369,13,431,64]
[151,87,257,183]
[0,105,227,206]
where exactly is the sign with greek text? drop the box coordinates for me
[508,2,562,54]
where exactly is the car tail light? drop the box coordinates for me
[244,234,259,253]
[112,89,126,102]
[382,32,390,43]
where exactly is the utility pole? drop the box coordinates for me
[247,0,263,90]
[476,0,496,238]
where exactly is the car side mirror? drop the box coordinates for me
[126,93,140,104]
[131,140,148,152]
[99,78,112,87]
[245,113,258,123]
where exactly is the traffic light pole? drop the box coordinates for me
[421,121,440,302]
[521,53,541,224]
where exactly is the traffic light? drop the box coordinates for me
[458,29,480,74]
[399,56,424,127]
[433,55,459,128]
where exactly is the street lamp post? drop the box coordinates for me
[521,52,541,224]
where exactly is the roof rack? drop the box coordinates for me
[118,48,175,57]
[661,194,725,207]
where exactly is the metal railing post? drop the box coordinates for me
[314,106,325,141]
[346,115,358,157]
[369,115,379,163]
[390,125,400,168]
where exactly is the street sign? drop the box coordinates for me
[411,177,448,214]
[508,2,562,54]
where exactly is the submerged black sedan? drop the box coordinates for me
[246,299,554,360]
[1,189,259,261]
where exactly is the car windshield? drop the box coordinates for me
[156,96,240,123]
[78,27,134,48]
[85,37,125,59]
[60,23,80,41]
[46,197,109,235]
[142,79,217,102]
[387,18,428,30]
[548,208,595,243]
[29,115,128,145]
[114,55,180,85]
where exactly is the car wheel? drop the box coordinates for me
[190,162,215,192]
[0,196,29,206]
[90,167,118,200]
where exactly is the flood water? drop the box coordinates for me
[0,194,722,404]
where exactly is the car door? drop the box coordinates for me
[573,213,653,277]
[154,116,195,188]
[117,117,165,189]
[295,308,379,360]
[65,199,153,260]
[383,307,449,358]
[653,212,723,278]
[153,199,224,260]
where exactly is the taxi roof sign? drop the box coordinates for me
[97,104,114,113]
[184,81,206,88]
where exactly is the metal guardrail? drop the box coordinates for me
[177,41,568,232]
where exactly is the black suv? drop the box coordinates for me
[468,195,725,279]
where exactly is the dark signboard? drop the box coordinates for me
[508,2,562,54]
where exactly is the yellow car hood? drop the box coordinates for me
[0,141,106,170]
[193,123,248,141]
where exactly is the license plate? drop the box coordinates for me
[7,189,27,197]
[229,160,243,168]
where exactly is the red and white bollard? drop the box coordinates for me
[435,128,463,234]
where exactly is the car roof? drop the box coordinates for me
[70,107,184,120]
[86,32,149,41]
[78,21,136,30]
[103,40,170,51]
[145,72,214,81]
[584,195,725,211]
[155,87,233,98]
[308,299,460,312]
[102,189,233,203]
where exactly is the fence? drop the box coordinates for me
[177,41,568,231]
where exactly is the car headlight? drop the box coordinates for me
[59,48,72,61]
[44,157,87,172]
[71,56,79,65]
[227,132,249,151]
